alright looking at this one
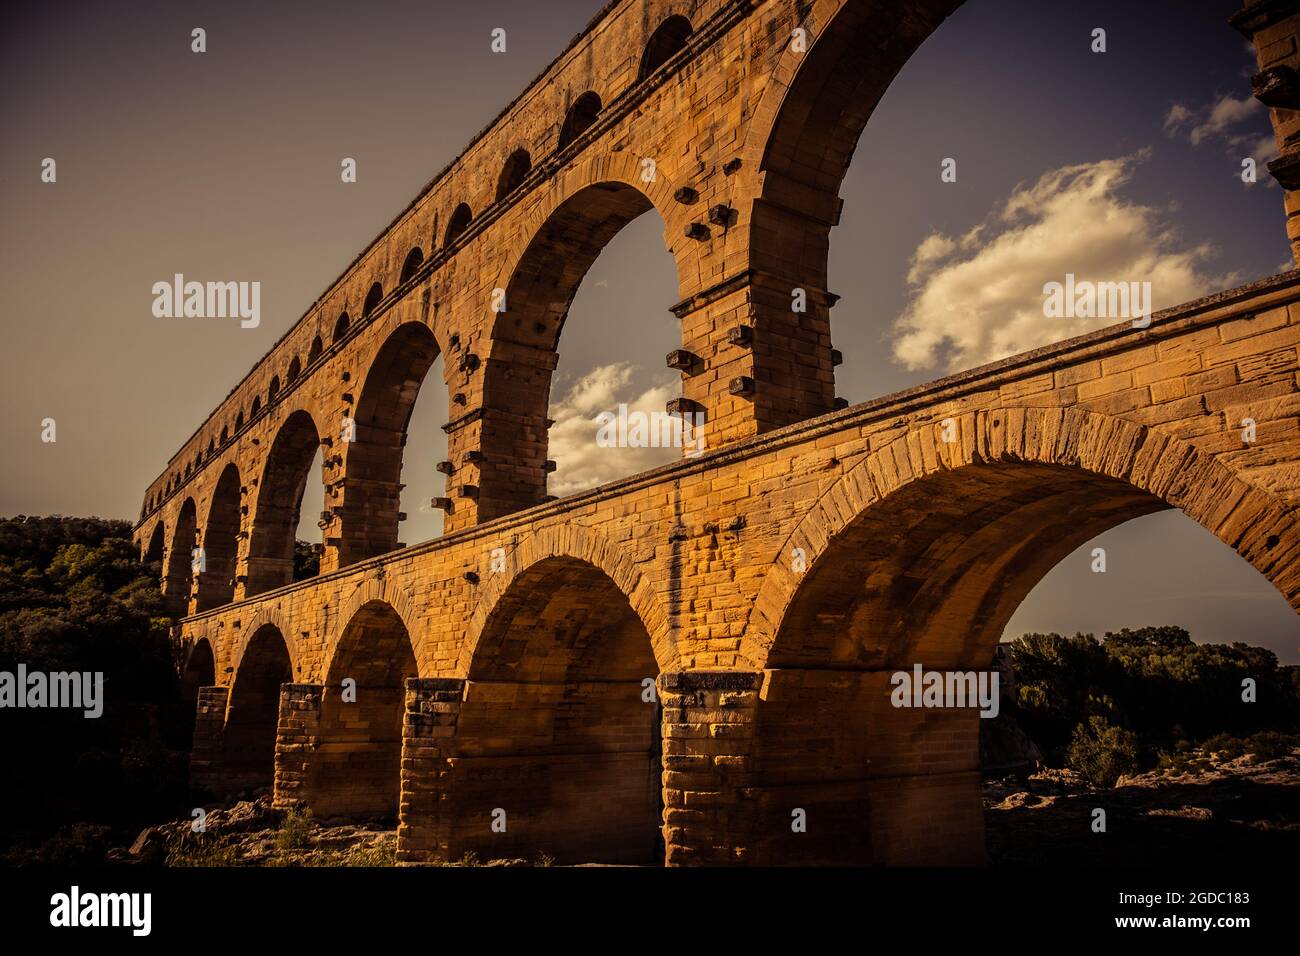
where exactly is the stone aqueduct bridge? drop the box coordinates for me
[133,0,1300,864]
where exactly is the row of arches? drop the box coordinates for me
[143,16,699,520]
[152,320,444,606]
[186,554,664,861]
[180,417,1297,862]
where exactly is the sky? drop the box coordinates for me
[1,0,1297,660]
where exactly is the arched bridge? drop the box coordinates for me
[136,0,1300,865]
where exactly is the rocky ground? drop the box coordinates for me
[100,748,1300,867]
[984,749,1300,865]
[121,797,400,867]
[121,795,548,867]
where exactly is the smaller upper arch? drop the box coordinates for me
[333,312,351,343]
[639,15,693,80]
[558,91,602,151]
[443,204,473,247]
[269,375,281,402]
[400,246,425,283]
[308,335,324,364]
[362,282,384,318]
[496,148,532,201]
[287,355,302,382]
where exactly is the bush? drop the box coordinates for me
[274,809,315,851]
[1067,716,1141,787]
[0,515,187,854]
[1006,627,1300,772]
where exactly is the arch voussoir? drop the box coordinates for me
[460,523,676,676]
[743,406,1300,666]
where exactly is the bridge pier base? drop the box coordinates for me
[396,678,465,863]
[272,683,324,810]
[397,675,662,865]
[189,685,229,796]
[658,670,764,866]
[746,668,987,865]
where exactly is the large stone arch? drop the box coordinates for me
[246,409,324,596]
[744,407,1300,668]
[471,152,694,522]
[336,320,443,567]
[724,0,966,435]
[230,605,299,682]
[222,621,294,795]
[142,519,166,563]
[731,405,1298,866]
[442,524,672,865]
[163,497,198,613]
[741,0,964,283]
[309,599,418,822]
[196,462,241,611]
[324,575,422,679]
[460,523,676,677]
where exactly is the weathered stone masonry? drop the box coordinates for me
[137,0,1300,865]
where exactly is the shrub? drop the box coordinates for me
[274,809,314,851]
[1067,716,1141,787]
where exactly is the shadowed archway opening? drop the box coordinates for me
[179,638,216,752]
[363,283,383,319]
[444,203,473,247]
[143,521,165,564]
[196,463,240,611]
[338,322,443,565]
[400,246,424,283]
[743,0,965,428]
[164,498,197,613]
[558,91,601,150]
[223,624,292,795]
[496,148,532,201]
[247,411,321,596]
[310,602,418,822]
[639,15,693,79]
[180,639,215,709]
[750,454,1300,866]
[457,557,663,864]
[480,180,678,520]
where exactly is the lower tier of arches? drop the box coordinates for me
[187,668,991,866]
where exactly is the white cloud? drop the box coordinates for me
[1165,92,1277,168]
[547,363,680,496]
[1191,93,1258,145]
[891,151,1233,373]
[1163,103,1194,133]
